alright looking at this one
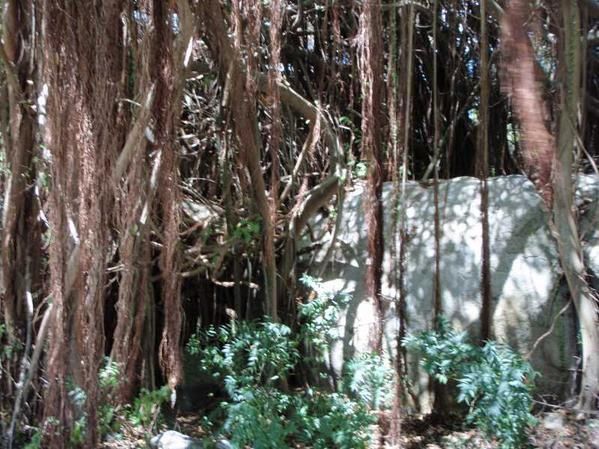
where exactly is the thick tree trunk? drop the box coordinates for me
[501,0,599,410]
[500,0,554,203]
[154,0,193,394]
[110,82,155,401]
[109,0,192,401]
[359,0,385,353]
[555,0,599,411]
[0,0,40,346]
[41,2,126,445]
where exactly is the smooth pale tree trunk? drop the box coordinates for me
[555,0,599,411]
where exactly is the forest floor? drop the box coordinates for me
[100,409,599,449]
[398,411,599,448]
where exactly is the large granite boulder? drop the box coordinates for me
[301,175,599,411]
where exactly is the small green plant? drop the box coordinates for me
[99,358,121,390]
[0,323,23,359]
[299,274,350,350]
[65,383,87,446]
[291,391,374,449]
[222,387,294,449]
[188,321,299,448]
[96,358,125,436]
[187,304,377,449]
[351,161,368,179]
[127,385,171,428]
[70,416,87,447]
[343,352,393,410]
[62,358,128,445]
[233,217,261,244]
[403,317,537,449]
[23,429,42,449]
[188,320,299,392]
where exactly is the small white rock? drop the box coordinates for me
[215,438,232,449]
[149,430,203,449]
[542,412,566,431]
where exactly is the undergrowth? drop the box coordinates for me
[24,281,539,449]
[23,359,171,448]
[185,275,390,449]
[403,316,538,449]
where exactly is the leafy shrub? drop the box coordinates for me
[403,317,537,449]
[222,387,294,449]
[126,386,171,428]
[187,320,299,392]
[59,358,170,445]
[214,385,374,449]
[188,321,304,448]
[187,302,378,448]
[292,391,374,449]
[23,430,42,449]
[97,358,123,435]
[99,358,121,390]
[233,217,261,244]
[343,352,393,410]
[62,359,123,445]
[298,274,350,350]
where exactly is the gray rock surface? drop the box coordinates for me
[542,412,566,431]
[149,431,232,449]
[150,431,203,449]
[301,175,594,411]
[576,175,599,283]
[215,438,233,449]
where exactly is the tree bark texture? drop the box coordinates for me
[501,0,599,410]
[359,0,385,353]
[554,0,599,411]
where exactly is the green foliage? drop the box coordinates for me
[187,278,380,449]
[64,360,122,446]
[457,343,538,448]
[96,358,125,435]
[188,320,299,392]
[70,416,87,447]
[216,385,374,449]
[347,160,367,179]
[65,374,169,439]
[403,317,475,385]
[65,382,87,446]
[222,387,294,449]
[291,391,374,449]
[126,386,171,428]
[403,317,537,449]
[99,358,121,390]
[342,352,393,410]
[23,429,42,449]
[233,217,261,244]
[59,358,170,445]
[0,323,22,359]
[298,274,350,350]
